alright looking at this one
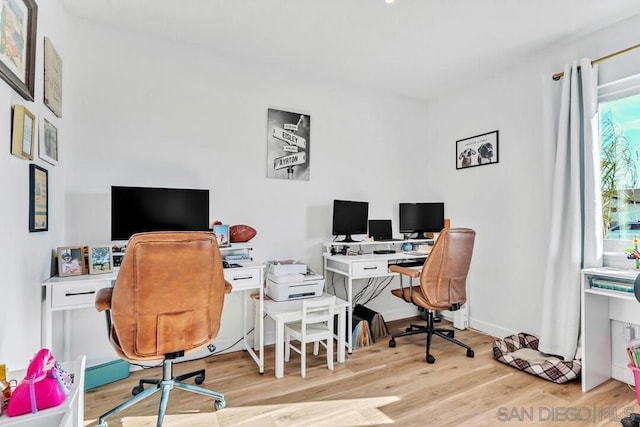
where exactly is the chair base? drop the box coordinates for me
[388,311,474,363]
[97,359,225,427]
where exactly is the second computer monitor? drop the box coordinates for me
[399,202,445,239]
[332,199,369,242]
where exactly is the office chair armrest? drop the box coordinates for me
[224,281,233,294]
[389,265,420,278]
[95,288,113,312]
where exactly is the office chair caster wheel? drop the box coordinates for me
[405,327,412,332]
[215,399,226,410]
[131,384,144,396]
[446,331,454,338]
[389,339,396,348]
[426,354,435,364]
[466,349,474,358]
[195,374,205,385]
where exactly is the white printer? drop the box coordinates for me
[266,261,324,301]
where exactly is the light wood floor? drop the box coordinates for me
[83,318,639,426]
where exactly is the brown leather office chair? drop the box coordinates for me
[389,228,475,363]
[94,232,232,427]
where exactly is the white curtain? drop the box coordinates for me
[539,59,602,361]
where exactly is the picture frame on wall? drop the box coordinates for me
[0,0,38,101]
[29,163,47,232]
[267,108,311,181]
[87,245,113,274]
[43,37,62,117]
[11,104,35,160]
[456,130,499,170]
[57,246,85,277]
[39,117,58,165]
[213,224,230,247]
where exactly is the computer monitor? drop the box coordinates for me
[111,186,210,241]
[399,202,445,239]
[332,199,369,242]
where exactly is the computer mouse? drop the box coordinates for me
[222,261,230,268]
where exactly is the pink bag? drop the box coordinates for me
[6,348,73,417]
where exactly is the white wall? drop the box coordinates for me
[59,19,431,362]
[0,1,70,369]
[425,13,640,339]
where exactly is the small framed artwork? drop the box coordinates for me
[213,224,230,247]
[57,246,85,277]
[43,37,62,118]
[456,130,499,170]
[39,118,58,165]
[0,0,37,101]
[88,245,113,274]
[29,164,48,232]
[11,105,35,160]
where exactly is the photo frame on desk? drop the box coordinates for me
[213,224,230,247]
[88,245,113,274]
[57,246,85,277]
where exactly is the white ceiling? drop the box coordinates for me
[61,0,640,102]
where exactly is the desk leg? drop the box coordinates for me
[63,310,71,362]
[337,307,345,363]
[347,277,353,354]
[42,285,53,350]
[275,317,284,379]
[257,286,264,374]
[243,289,264,375]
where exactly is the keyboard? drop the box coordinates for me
[373,249,396,254]
[374,238,403,242]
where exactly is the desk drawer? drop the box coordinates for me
[224,267,261,291]
[51,282,108,309]
[351,260,388,278]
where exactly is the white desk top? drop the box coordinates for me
[323,251,428,263]
[264,294,348,318]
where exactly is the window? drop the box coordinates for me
[600,86,640,243]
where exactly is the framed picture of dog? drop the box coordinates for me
[456,130,499,170]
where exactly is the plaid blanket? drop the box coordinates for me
[492,333,581,384]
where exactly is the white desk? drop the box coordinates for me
[581,267,640,391]
[323,240,431,353]
[263,294,348,379]
[0,355,85,427]
[41,262,266,374]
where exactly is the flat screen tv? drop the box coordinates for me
[111,186,210,241]
[332,199,369,242]
[399,202,445,239]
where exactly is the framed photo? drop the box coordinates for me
[57,246,85,277]
[88,245,113,274]
[213,224,230,247]
[43,37,62,117]
[456,130,499,170]
[11,104,34,160]
[267,108,311,181]
[0,0,37,101]
[39,117,58,165]
[29,163,47,232]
